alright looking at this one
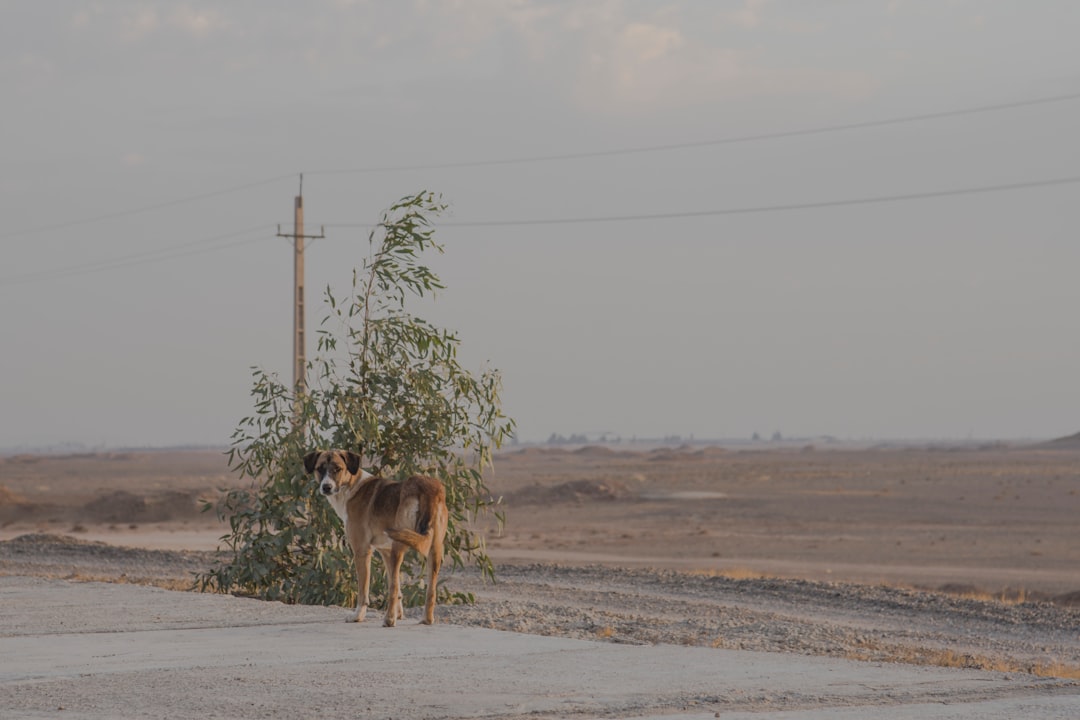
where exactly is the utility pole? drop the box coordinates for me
[277,175,324,395]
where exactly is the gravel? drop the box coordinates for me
[0,532,216,589]
[442,564,1080,675]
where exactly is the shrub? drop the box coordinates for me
[196,191,513,609]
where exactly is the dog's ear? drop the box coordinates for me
[303,451,320,475]
[344,451,362,475]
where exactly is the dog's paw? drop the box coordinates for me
[348,605,368,623]
[383,616,397,628]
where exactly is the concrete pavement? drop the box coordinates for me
[1,576,1076,719]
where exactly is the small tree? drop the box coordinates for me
[196,191,513,609]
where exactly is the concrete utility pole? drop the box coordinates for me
[276,175,324,394]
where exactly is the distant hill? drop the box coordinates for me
[1043,431,1080,448]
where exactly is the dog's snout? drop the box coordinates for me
[320,482,333,495]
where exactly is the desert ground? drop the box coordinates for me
[2,441,1079,594]
[2,441,1079,696]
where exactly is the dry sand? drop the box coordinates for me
[3,443,1078,596]
[2,444,1079,717]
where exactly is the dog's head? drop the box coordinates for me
[303,449,363,497]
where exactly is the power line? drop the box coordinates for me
[322,174,1080,229]
[8,172,1078,286]
[305,90,1080,175]
[4,89,1077,243]
[0,174,295,242]
[0,225,274,286]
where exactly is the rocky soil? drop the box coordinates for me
[444,563,1080,678]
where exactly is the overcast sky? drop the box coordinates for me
[3,1,1080,449]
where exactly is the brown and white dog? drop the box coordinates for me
[303,449,448,627]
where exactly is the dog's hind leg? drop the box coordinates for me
[421,505,448,625]
[421,541,442,625]
[375,549,404,622]
[378,546,406,627]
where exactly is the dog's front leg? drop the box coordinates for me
[350,546,373,622]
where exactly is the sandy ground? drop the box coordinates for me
[3,443,1079,596]
[2,444,1080,717]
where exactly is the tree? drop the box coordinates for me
[196,191,513,610]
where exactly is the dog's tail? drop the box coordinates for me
[386,527,430,551]
[385,479,444,554]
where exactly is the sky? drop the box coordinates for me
[2,1,1080,449]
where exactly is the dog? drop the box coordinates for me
[303,449,448,627]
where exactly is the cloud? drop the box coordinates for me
[619,22,683,63]
[45,1,872,114]
[728,0,767,29]
[565,13,757,113]
[85,3,227,42]
[168,6,227,38]
[502,2,875,115]
[69,8,97,29]
[120,6,160,41]
[584,21,725,106]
